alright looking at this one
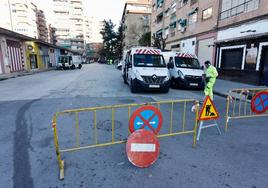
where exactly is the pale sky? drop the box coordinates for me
[34,0,125,27]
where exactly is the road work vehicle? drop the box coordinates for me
[162,51,204,89]
[122,47,170,93]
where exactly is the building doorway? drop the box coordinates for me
[221,48,244,69]
[260,46,268,86]
[30,54,38,69]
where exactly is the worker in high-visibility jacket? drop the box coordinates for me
[204,61,218,100]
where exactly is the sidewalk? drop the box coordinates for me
[0,68,55,81]
[214,79,267,97]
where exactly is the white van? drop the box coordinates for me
[162,51,204,89]
[58,55,82,70]
[122,47,170,93]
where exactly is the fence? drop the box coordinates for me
[52,99,200,180]
[225,88,268,131]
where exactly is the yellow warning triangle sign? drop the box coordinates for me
[198,96,220,121]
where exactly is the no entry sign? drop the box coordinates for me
[129,105,163,134]
[251,91,268,114]
[126,129,160,168]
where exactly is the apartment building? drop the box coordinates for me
[53,0,85,53]
[152,0,219,66]
[36,9,48,42]
[216,0,268,85]
[0,0,38,38]
[83,17,91,44]
[122,0,152,50]
[48,24,57,45]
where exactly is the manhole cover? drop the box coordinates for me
[97,120,122,131]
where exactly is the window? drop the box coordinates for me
[175,57,201,69]
[188,12,197,25]
[202,7,213,20]
[134,54,166,67]
[220,0,260,20]
[164,27,169,38]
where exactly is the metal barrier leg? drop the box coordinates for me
[196,121,203,141]
[52,116,65,180]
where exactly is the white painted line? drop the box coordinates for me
[131,143,156,152]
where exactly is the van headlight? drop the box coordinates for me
[134,70,143,81]
[178,70,185,79]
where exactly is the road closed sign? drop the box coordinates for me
[129,105,163,134]
[126,129,160,168]
[198,96,219,121]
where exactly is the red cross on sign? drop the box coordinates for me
[129,105,163,134]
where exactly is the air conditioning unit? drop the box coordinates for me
[180,27,186,33]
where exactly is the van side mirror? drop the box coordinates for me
[201,65,204,70]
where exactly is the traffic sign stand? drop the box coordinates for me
[197,120,221,141]
[197,96,221,141]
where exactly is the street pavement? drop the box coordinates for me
[0,63,267,188]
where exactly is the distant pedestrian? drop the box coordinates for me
[204,61,218,100]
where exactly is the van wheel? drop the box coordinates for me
[71,65,75,69]
[130,80,137,93]
[170,78,177,89]
[78,64,82,69]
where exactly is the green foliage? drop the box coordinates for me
[99,19,117,60]
[139,32,151,47]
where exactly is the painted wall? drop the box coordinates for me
[25,42,43,70]
[180,37,196,55]
[217,19,268,41]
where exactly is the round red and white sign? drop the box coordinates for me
[126,129,160,168]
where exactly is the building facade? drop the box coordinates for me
[0,0,39,38]
[36,9,48,42]
[151,0,219,66]
[216,0,268,86]
[53,0,85,53]
[122,0,152,50]
[48,24,57,45]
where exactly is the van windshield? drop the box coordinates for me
[134,54,166,67]
[175,57,201,69]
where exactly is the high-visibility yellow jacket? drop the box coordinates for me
[205,65,218,84]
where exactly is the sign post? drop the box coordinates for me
[197,96,221,141]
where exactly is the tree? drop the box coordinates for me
[139,32,151,47]
[114,21,124,59]
[99,19,117,60]
[152,34,166,51]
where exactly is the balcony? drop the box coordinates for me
[220,0,260,20]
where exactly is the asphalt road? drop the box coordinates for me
[0,63,267,188]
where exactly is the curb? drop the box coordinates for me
[0,68,56,81]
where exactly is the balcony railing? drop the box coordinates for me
[220,0,260,20]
